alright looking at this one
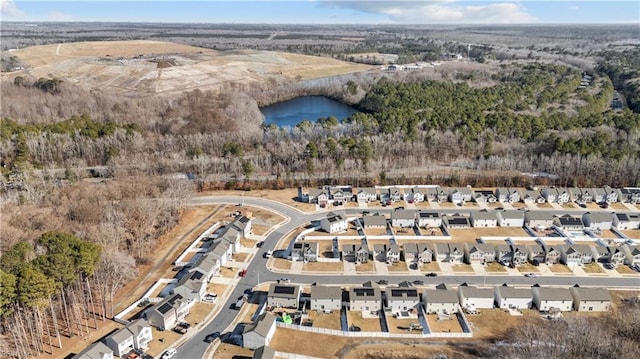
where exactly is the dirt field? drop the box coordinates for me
[549,264,572,273]
[10,41,372,97]
[308,310,342,330]
[468,309,539,340]
[304,261,343,272]
[347,311,381,332]
[214,343,253,359]
[386,316,421,334]
[425,314,463,333]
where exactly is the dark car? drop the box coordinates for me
[425,272,438,277]
[412,280,424,285]
[172,326,187,335]
[376,279,389,285]
[204,331,220,343]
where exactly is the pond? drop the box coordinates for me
[260,95,359,127]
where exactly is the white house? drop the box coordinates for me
[349,286,382,313]
[624,245,640,266]
[243,313,277,350]
[144,293,190,330]
[423,289,459,314]
[387,288,421,314]
[532,287,573,312]
[582,212,613,230]
[391,209,417,228]
[458,286,495,309]
[320,212,348,233]
[444,215,471,229]
[542,187,558,203]
[434,242,465,264]
[356,187,378,203]
[210,240,233,266]
[497,211,525,227]
[362,213,387,229]
[267,283,300,309]
[613,213,640,230]
[172,270,208,302]
[103,326,135,357]
[465,243,496,264]
[417,211,441,228]
[525,212,555,229]
[310,286,342,312]
[71,342,114,359]
[553,214,584,231]
[403,243,433,264]
[556,187,571,203]
[405,187,426,203]
[449,187,473,204]
[470,211,498,228]
[570,287,611,312]
[494,286,532,309]
[104,319,152,357]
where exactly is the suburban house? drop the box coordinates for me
[495,244,514,264]
[320,212,348,233]
[470,210,498,228]
[342,244,370,264]
[525,212,555,229]
[423,289,459,314]
[562,245,594,266]
[382,187,402,203]
[609,246,627,266]
[391,209,417,228]
[545,245,563,264]
[267,283,301,309]
[306,188,328,204]
[356,187,378,203]
[570,287,612,312]
[593,188,607,203]
[568,187,583,202]
[316,191,329,207]
[387,288,421,314]
[362,214,387,229]
[349,286,382,313]
[172,269,208,302]
[624,245,640,266]
[416,211,442,228]
[243,313,277,350]
[458,286,495,309]
[104,319,152,357]
[406,187,426,203]
[497,211,525,227]
[373,244,401,264]
[473,190,497,203]
[465,243,496,264]
[71,342,114,359]
[434,242,465,264]
[528,243,547,265]
[532,287,573,312]
[329,186,353,203]
[253,346,276,359]
[310,286,343,312]
[592,245,611,263]
[219,226,241,252]
[604,187,618,203]
[190,252,220,282]
[444,215,471,229]
[210,240,233,266]
[613,213,640,230]
[556,188,571,203]
[432,187,449,202]
[494,286,533,309]
[403,243,433,264]
[512,245,529,266]
[521,189,545,204]
[618,188,640,204]
[542,187,558,203]
[145,293,190,330]
[229,215,252,238]
[580,188,595,203]
[291,242,318,262]
[553,214,584,231]
[582,212,613,230]
[496,188,520,203]
[449,187,473,204]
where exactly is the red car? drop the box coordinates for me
[239,269,247,277]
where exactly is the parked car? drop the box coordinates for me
[161,348,177,359]
[603,263,614,270]
[239,269,247,277]
[263,250,273,258]
[412,280,424,285]
[425,272,438,277]
[203,293,217,302]
[278,277,290,283]
[376,280,388,285]
[204,331,220,343]
[172,325,187,334]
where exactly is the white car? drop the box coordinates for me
[161,348,177,359]
[264,250,273,258]
[524,273,537,278]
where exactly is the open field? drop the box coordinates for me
[425,314,463,333]
[385,316,421,334]
[468,309,539,339]
[9,41,372,97]
[307,310,342,330]
[347,311,381,332]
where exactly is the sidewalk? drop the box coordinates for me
[373,260,390,275]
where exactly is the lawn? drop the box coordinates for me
[616,265,639,274]
[270,328,351,358]
[421,262,441,272]
[271,258,291,271]
[219,266,238,278]
[240,237,257,248]
[621,230,640,239]
[582,263,605,274]
[346,311,381,332]
[307,310,342,330]
[213,343,253,359]
[385,315,421,334]
[486,262,507,272]
[549,264,572,273]
[207,283,229,297]
[467,309,539,340]
[451,264,474,273]
[364,228,390,236]
[251,224,271,236]
[517,263,540,273]
[233,252,249,262]
[303,261,343,272]
[425,314,463,333]
[356,261,375,273]
[387,262,409,272]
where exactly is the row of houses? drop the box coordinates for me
[72,319,152,359]
[144,215,252,330]
[299,186,640,206]
[317,210,640,234]
[267,282,612,316]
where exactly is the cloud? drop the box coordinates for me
[321,1,537,24]
[1,0,25,18]
[46,11,75,21]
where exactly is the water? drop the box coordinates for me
[260,96,359,127]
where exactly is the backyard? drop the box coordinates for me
[346,311,381,332]
[425,314,464,333]
[385,315,422,334]
[307,310,342,330]
[467,309,539,339]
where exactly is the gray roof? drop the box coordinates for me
[358,187,377,194]
[253,345,276,359]
[418,211,440,219]
[459,286,494,299]
[191,253,218,274]
[566,245,593,255]
[499,211,525,220]
[244,312,276,337]
[497,287,532,299]
[467,243,495,254]
[392,209,416,220]
[363,214,387,227]
[350,286,381,300]
[534,287,572,301]
[528,243,545,254]
[126,319,150,338]
[403,243,431,255]
[106,325,132,344]
[473,211,498,221]
[326,211,346,222]
[584,212,613,223]
[423,289,459,303]
[268,284,300,299]
[389,288,420,300]
[570,287,611,302]
[72,341,113,359]
[526,212,555,221]
[311,286,342,300]
[210,240,230,257]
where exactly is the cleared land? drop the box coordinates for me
[468,309,540,340]
[307,310,342,330]
[346,311,381,332]
[10,41,372,97]
[385,316,421,334]
[425,314,464,333]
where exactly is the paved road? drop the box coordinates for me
[177,195,640,359]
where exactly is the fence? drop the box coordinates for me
[275,351,325,359]
[276,322,472,338]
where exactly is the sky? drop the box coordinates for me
[1,0,639,24]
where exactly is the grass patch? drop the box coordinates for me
[303,261,343,272]
[452,264,474,272]
[307,310,342,330]
[582,262,605,273]
[486,262,507,272]
[549,264,572,273]
[616,265,639,274]
[271,258,291,271]
[517,263,540,272]
[420,262,441,272]
[356,261,375,273]
[387,263,408,272]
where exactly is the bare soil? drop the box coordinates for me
[346,311,381,332]
[549,264,572,273]
[582,263,605,273]
[385,316,421,334]
[468,309,539,340]
[342,344,472,359]
[307,310,342,330]
[213,343,253,359]
[426,314,463,333]
[303,261,343,272]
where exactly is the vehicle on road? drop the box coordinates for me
[425,272,438,277]
[524,273,537,278]
[376,280,389,285]
[239,269,247,277]
[278,277,290,283]
[204,331,220,343]
[412,280,424,285]
[161,348,176,359]
[264,250,273,258]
